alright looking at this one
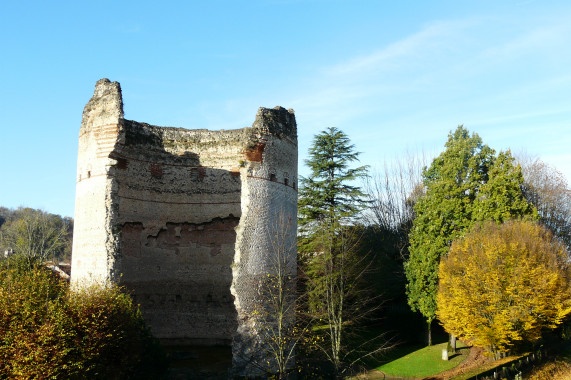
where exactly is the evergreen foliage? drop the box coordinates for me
[474,151,536,222]
[405,126,536,345]
[437,221,571,356]
[298,127,369,236]
[298,127,371,374]
[298,126,369,243]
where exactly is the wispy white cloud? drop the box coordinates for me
[323,20,468,77]
[280,8,571,181]
[479,22,571,62]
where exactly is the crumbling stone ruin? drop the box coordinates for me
[71,79,298,376]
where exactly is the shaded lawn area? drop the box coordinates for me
[557,340,571,360]
[452,354,524,380]
[376,341,469,378]
[457,340,571,379]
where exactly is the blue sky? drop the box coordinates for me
[1,0,570,218]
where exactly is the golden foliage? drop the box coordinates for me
[0,265,167,379]
[437,220,571,354]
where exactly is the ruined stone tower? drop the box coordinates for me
[71,79,298,376]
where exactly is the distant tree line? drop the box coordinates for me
[0,207,73,265]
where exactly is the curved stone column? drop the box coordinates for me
[231,107,298,377]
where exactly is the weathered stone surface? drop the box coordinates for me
[71,79,298,376]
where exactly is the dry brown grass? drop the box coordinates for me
[525,360,571,380]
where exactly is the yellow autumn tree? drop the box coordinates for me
[437,220,571,356]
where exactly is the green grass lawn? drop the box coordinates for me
[376,341,469,378]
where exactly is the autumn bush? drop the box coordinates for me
[437,220,571,357]
[0,260,167,379]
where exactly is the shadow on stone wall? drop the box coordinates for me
[113,120,243,346]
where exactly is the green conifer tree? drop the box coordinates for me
[473,150,536,222]
[405,126,536,346]
[298,127,369,374]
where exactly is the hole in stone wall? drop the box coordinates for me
[245,142,266,162]
[270,173,277,182]
[150,164,163,179]
[190,167,207,180]
[284,178,289,186]
[117,157,128,169]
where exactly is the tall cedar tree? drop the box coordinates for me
[298,127,368,374]
[405,126,536,346]
[298,127,369,235]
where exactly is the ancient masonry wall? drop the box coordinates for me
[71,79,297,369]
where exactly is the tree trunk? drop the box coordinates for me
[427,320,432,346]
[450,334,456,354]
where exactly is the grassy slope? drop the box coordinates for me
[451,355,522,380]
[376,341,469,378]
